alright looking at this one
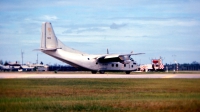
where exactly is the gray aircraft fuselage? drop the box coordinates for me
[39,22,143,74]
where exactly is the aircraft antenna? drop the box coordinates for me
[107,48,109,54]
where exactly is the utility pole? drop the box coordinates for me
[160,56,165,64]
[172,55,176,72]
[21,50,24,65]
[36,53,38,64]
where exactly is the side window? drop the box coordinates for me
[131,65,133,68]
[124,64,126,67]
[112,64,114,67]
[116,64,118,67]
[88,58,90,60]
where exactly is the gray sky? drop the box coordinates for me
[0,0,200,65]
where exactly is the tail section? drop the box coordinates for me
[40,22,87,54]
[41,22,58,50]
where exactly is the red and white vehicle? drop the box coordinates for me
[139,58,165,72]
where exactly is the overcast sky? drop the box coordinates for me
[0,0,200,65]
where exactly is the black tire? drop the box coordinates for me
[91,71,97,74]
[125,71,131,74]
[99,71,105,74]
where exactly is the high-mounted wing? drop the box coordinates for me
[96,53,145,64]
[98,53,144,59]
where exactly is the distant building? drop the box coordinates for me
[20,64,49,72]
[31,64,49,71]
[0,62,49,72]
[0,62,21,71]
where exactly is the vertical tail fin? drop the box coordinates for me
[39,22,87,54]
[41,22,58,50]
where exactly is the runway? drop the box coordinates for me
[0,73,200,79]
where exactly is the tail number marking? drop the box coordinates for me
[47,37,51,39]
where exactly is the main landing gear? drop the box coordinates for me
[125,71,131,74]
[91,71,97,74]
[99,71,105,74]
[91,71,105,74]
[91,71,131,74]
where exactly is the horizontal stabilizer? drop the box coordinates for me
[34,48,61,51]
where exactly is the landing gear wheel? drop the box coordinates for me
[125,71,131,74]
[99,71,105,74]
[91,71,97,74]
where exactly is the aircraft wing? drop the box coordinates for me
[118,53,145,57]
[104,54,119,59]
[96,53,145,60]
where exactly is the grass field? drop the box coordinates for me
[0,79,200,112]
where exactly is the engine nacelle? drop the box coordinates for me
[119,55,130,60]
[122,60,132,64]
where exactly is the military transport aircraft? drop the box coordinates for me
[37,22,144,74]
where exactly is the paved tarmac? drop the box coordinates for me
[0,73,200,79]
